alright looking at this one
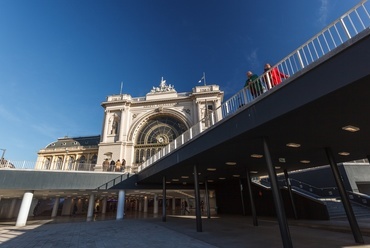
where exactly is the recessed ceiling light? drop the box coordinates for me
[275,166,281,169]
[338,152,350,156]
[342,125,360,132]
[219,177,226,180]
[279,158,286,163]
[207,168,217,171]
[207,180,214,182]
[249,171,258,174]
[225,162,237,165]
[286,143,301,148]
[172,179,179,181]
[300,160,310,164]
[181,176,189,178]
[233,174,240,177]
[251,154,263,158]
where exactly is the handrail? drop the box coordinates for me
[96,173,130,190]
[138,0,370,172]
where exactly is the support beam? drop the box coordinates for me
[263,137,292,248]
[246,170,258,226]
[162,176,166,222]
[325,147,364,244]
[284,169,298,220]
[193,164,202,232]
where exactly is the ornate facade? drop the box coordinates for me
[97,78,223,173]
[36,136,100,171]
[36,78,223,173]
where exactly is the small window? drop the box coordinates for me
[73,141,78,145]
[62,142,66,146]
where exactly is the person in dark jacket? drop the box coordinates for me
[245,71,263,98]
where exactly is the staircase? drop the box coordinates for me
[323,198,370,219]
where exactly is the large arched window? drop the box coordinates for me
[134,115,187,163]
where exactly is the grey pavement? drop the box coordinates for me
[1,213,370,247]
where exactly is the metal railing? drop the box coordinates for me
[0,160,97,172]
[139,0,370,172]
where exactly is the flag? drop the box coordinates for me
[198,74,205,83]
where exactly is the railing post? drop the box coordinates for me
[340,18,352,39]
[297,50,305,70]
[242,88,248,105]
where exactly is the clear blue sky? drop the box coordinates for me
[0,0,359,161]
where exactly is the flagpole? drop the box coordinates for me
[120,82,123,95]
[203,72,206,86]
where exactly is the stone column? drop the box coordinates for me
[51,197,60,218]
[172,196,176,213]
[119,109,125,142]
[16,191,34,227]
[102,197,107,214]
[102,110,109,142]
[87,194,95,221]
[143,196,148,213]
[138,196,142,212]
[153,194,158,214]
[116,190,125,220]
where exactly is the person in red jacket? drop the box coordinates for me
[264,63,289,87]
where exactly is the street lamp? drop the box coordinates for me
[0,148,6,161]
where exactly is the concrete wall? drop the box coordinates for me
[0,170,122,190]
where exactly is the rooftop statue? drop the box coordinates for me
[150,77,176,93]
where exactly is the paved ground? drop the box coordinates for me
[1,213,370,247]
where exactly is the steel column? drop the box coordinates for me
[204,179,211,219]
[325,147,364,244]
[162,176,166,222]
[239,178,246,216]
[263,137,292,248]
[284,169,298,220]
[193,164,202,232]
[246,170,258,226]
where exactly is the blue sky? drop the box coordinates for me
[0,0,359,161]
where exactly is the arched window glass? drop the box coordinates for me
[134,115,187,164]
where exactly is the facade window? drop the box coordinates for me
[78,155,86,170]
[56,157,63,170]
[67,156,75,170]
[44,158,51,170]
[134,115,187,164]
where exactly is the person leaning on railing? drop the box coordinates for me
[264,63,289,87]
[245,71,264,98]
